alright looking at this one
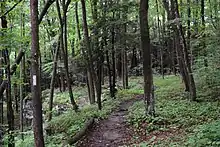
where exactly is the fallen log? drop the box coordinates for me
[67,118,94,145]
[0,50,25,95]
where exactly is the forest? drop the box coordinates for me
[0,0,220,146]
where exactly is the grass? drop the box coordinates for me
[14,75,220,146]
[15,80,138,147]
[127,75,220,146]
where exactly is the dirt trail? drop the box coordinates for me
[76,97,141,147]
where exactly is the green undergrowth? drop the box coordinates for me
[48,98,120,133]
[127,75,220,146]
[14,75,220,146]
[186,120,220,147]
[45,86,139,146]
[43,86,88,106]
[16,82,140,147]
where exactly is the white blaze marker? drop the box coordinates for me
[33,75,37,86]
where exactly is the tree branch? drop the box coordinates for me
[0,0,23,18]
[64,0,72,13]
[38,0,56,24]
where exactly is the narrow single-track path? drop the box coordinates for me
[77,95,143,147]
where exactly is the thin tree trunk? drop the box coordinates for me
[91,0,103,108]
[30,0,45,146]
[175,35,190,91]
[174,0,197,100]
[56,0,78,111]
[106,49,114,98]
[48,36,60,121]
[194,0,199,33]
[19,56,25,140]
[20,12,25,140]
[4,49,15,147]
[1,3,15,145]
[111,12,116,98]
[156,0,164,78]
[13,52,19,113]
[187,0,193,67]
[201,0,207,67]
[0,49,3,124]
[75,2,81,41]
[81,0,96,104]
[162,0,190,92]
[122,18,128,88]
[121,1,128,89]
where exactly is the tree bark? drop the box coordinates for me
[56,0,78,111]
[201,0,207,67]
[173,0,197,100]
[75,2,81,41]
[140,0,155,116]
[1,12,15,146]
[156,0,164,78]
[81,0,96,104]
[30,0,45,146]
[48,36,60,121]
[122,3,128,89]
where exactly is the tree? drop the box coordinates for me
[56,0,78,111]
[1,2,15,146]
[201,0,207,67]
[173,0,197,101]
[140,0,155,116]
[48,35,60,121]
[30,0,45,146]
[81,0,96,104]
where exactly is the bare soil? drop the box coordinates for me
[76,94,183,147]
[76,97,140,147]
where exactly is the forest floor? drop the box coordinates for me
[76,96,141,147]
[75,75,220,147]
[14,75,220,147]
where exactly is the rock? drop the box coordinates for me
[54,104,68,116]
[23,99,33,120]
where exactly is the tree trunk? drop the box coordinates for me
[91,0,103,109]
[187,0,193,67]
[162,0,191,93]
[175,34,190,91]
[56,0,78,111]
[156,0,164,78]
[130,47,138,69]
[48,36,60,121]
[174,0,197,100]
[0,49,3,124]
[122,4,128,89]
[106,49,114,98]
[20,56,25,140]
[2,20,15,147]
[30,0,45,146]
[201,0,207,67]
[111,12,116,98]
[75,2,81,41]
[140,0,155,116]
[194,0,199,35]
[1,2,15,145]
[81,0,96,104]
[20,12,25,140]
